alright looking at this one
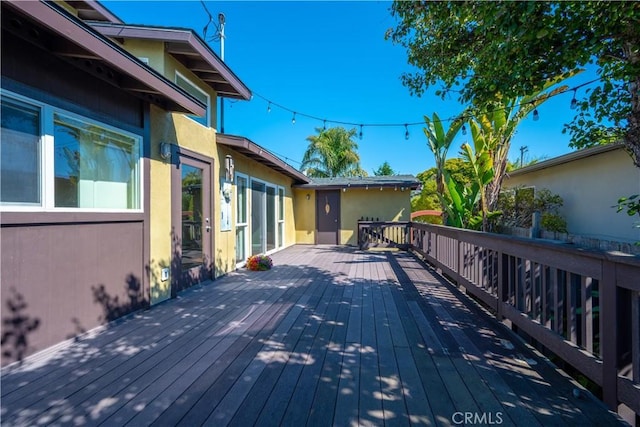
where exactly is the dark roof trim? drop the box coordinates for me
[89,23,252,101]
[67,1,123,23]
[508,143,625,178]
[217,134,310,184]
[5,0,205,116]
[295,175,420,190]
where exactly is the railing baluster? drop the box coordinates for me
[582,276,593,353]
[568,273,577,344]
[542,265,549,328]
[601,260,618,410]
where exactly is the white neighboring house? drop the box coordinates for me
[504,143,640,245]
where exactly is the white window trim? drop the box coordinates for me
[0,90,144,213]
[175,70,211,128]
[277,186,285,248]
[235,172,250,265]
[235,172,249,227]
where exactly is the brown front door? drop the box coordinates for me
[316,190,340,245]
[172,152,213,295]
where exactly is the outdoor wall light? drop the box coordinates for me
[159,142,172,160]
[306,193,311,200]
[225,155,235,182]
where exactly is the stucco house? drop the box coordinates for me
[1,0,417,365]
[503,143,640,246]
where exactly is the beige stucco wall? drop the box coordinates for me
[119,40,217,130]
[340,188,412,245]
[504,147,640,243]
[293,188,316,244]
[148,108,219,304]
[292,187,412,246]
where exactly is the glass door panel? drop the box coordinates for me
[181,164,203,270]
[251,180,265,255]
[266,186,276,251]
[235,175,248,263]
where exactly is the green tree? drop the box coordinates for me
[468,78,571,213]
[301,127,367,178]
[412,159,473,224]
[373,161,396,176]
[387,1,640,167]
[422,112,465,222]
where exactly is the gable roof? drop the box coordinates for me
[217,134,310,184]
[3,0,206,116]
[89,22,251,101]
[295,175,420,190]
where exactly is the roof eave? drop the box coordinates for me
[217,134,309,184]
[5,0,206,116]
[508,143,625,178]
[89,23,252,101]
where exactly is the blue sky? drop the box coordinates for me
[104,1,600,176]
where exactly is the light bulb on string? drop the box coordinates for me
[292,112,296,125]
[267,102,271,113]
[359,125,363,140]
[323,119,327,131]
[532,109,539,121]
[570,90,578,110]
[404,124,409,140]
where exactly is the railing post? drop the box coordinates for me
[497,252,504,319]
[601,260,618,411]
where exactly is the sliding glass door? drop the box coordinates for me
[251,180,265,255]
[235,174,248,264]
[250,179,278,255]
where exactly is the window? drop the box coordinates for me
[1,98,41,205]
[54,114,140,209]
[175,72,210,127]
[0,91,142,211]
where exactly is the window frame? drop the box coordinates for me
[0,90,144,213]
[277,186,285,248]
[175,71,211,128]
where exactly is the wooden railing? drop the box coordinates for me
[357,221,411,250]
[359,221,640,422]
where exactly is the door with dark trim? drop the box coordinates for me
[172,153,212,295]
[316,190,340,245]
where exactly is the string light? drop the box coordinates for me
[292,112,296,125]
[250,77,602,139]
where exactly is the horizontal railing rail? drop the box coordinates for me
[358,220,640,423]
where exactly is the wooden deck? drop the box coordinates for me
[1,246,624,426]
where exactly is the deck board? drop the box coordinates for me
[0,245,624,427]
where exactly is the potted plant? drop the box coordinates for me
[246,254,273,271]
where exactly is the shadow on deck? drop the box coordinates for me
[0,246,625,426]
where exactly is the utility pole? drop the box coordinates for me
[218,13,225,134]
[520,145,528,168]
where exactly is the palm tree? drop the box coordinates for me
[301,127,367,177]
